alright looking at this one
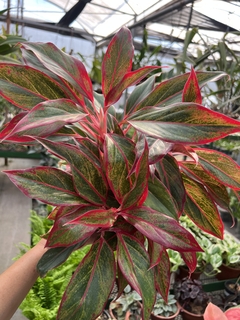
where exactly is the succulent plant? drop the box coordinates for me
[152,293,178,317]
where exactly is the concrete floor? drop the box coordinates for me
[0,158,39,320]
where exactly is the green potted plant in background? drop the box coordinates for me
[216,233,240,280]
[169,216,223,280]
[109,285,142,320]
[151,293,180,320]
[0,26,240,320]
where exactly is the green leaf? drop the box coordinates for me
[4,99,86,139]
[127,103,240,144]
[121,207,202,252]
[46,207,98,247]
[182,67,202,104]
[132,71,227,110]
[181,161,230,211]
[183,28,198,59]
[183,174,224,238]
[125,74,156,115]
[21,42,93,102]
[156,155,186,213]
[37,138,108,206]
[154,249,171,302]
[57,238,116,320]
[102,27,133,99]
[0,64,68,109]
[104,134,136,203]
[4,167,85,206]
[195,148,240,190]
[144,176,178,220]
[117,233,155,320]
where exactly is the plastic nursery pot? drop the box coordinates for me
[180,307,204,320]
[151,302,181,320]
[216,264,240,280]
[177,266,202,281]
[224,279,240,296]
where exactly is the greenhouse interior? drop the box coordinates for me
[0,1,240,319]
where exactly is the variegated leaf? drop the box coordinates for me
[156,155,186,214]
[4,167,85,206]
[182,174,224,238]
[154,249,171,302]
[21,42,94,102]
[132,71,227,111]
[38,241,87,277]
[127,103,240,144]
[37,138,108,206]
[0,64,68,109]
[117,233,155,320]
[121,207,202,252]
[125,74,156,115]
[181,161,230,211]
[104,134,136,203]
[3,99,86,139]
[121,140,149,209]
[46,206,98,247]
[144,176,178,220]
[48,205,82,221]
[102,26,133,99]
[66,207,118,228]
[57,238,116,320]
[105,66,161,107]
[181,251,197,274]
[182,67,202,104]
[195,148,240,190]
[148,241,164,269]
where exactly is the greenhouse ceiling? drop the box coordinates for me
[1,0,240,52]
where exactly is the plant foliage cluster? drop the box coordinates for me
[0,27,240,319]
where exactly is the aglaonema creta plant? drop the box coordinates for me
[1,26,240,320]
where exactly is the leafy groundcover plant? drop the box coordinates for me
[0,27,240,320]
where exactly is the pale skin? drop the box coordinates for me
[0,238,48,320]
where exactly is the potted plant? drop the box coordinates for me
[216,233,240,280]
[223,276,240,310]
[1,26,240,320]
[174,216,222,279]
[109,285,142,320]
[151,293,180,319]
[174,277,210,320]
